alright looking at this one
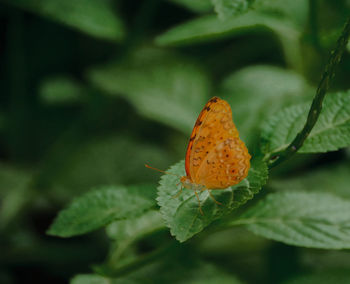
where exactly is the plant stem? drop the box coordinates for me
[267,16,350,168]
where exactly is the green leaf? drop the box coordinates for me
[108,214,163,244]
[156,11,299,46]
[157,158,268,242]
[0,164,33,228]
[254,0,309,27]
[47,185,156,237]
[106,210,164,242]
[270,160,350,199]
[88,48,210,133]
[235,191,350,249]
[155,10,302,69]
[261,91,350,155]
[220,65,311,148]
[39,76,84,105]
[169,0,213,13]
[105,210,165,265]
[211,0,309,26]
[261,103,308,155]
[212,0,254,20]
[4,0,124,41]
[211,0,308,25]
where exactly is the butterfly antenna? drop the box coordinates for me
[145,164,180,177]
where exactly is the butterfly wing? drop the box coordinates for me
[185,97,222,177]
[196,137,250,189]
[185,97,249,187]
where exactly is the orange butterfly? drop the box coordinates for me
[147,96,250,214]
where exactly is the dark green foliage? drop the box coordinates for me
[4,0,125,40]
[71,250,243,284]
[2,0,350,283]
[87,48,209,133]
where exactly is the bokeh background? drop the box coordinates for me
[1,0,350,283]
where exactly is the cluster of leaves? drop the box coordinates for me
[49,87,350,246]
[2,0,350,283]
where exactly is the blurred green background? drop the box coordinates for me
[1,0,350,283]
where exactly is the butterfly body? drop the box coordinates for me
[181,96,250,191]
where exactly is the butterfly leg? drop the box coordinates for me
[207,189,223,206]
[172,184,183,199]
[194,190,204,215]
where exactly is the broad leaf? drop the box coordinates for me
[270,160,350,199]
[212,0,254,20]
[105,210,165,265]
[47,185,156,237]
[4,0,124,41]
[261,91,350,155]
[235,191,350,249]
[106,210,164,242]
[157,158,268,242]
[0,164,33,228]
[261,103,308,155]
[155,11,302,69]
[88,48,209,133]
[220,65,311,148]
[212,0,308,25]
[39,76,84,105]
[156,11,299,46]
[254,0,309,27]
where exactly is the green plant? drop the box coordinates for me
[2,0,350,283]
[47,7,350,284]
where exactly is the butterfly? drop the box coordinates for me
[147,96,250,214]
